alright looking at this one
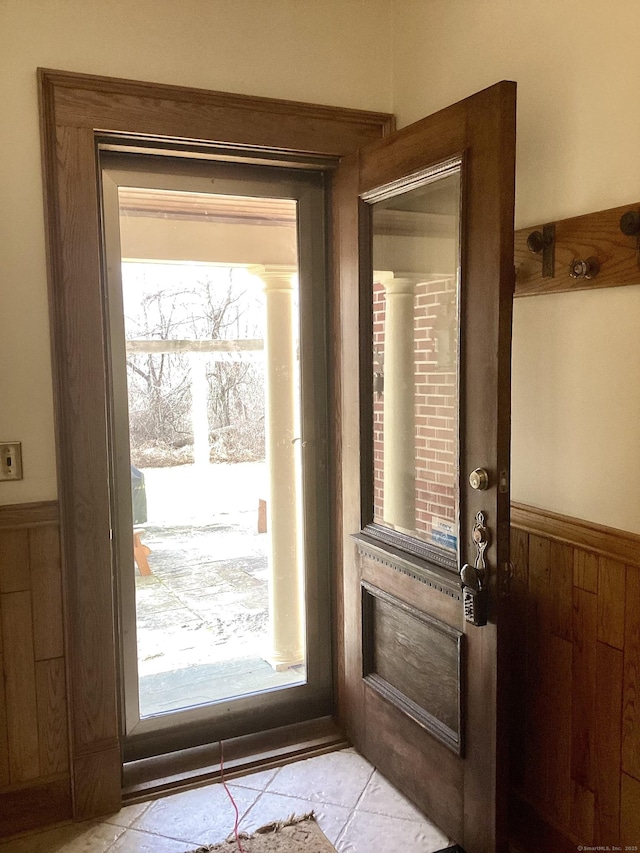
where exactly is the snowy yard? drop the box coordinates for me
[141,460,267,525]
[133,461,305,717]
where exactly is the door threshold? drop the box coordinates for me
[122,715,347,804]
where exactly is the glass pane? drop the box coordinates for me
[370,167,461,553]
[117,188,307,717]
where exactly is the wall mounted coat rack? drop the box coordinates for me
[514,202,640,297]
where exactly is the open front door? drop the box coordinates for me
[334,82,516,852]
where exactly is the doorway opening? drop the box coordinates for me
[122,261,305,717]
[101,155,332,760]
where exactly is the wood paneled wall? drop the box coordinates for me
[0,502,71,837]
[2,494,639,846]
[510,503,640,849]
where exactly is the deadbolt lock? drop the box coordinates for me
[469,468,490,491]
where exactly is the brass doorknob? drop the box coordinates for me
[469,468,490,491]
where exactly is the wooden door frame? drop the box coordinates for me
[39,68,393,820]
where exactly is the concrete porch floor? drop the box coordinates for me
[134,509,305,717]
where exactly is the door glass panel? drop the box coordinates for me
[116,188,307,718]
[369,164,461,554]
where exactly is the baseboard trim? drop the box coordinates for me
[0,776,72,839]
[509,793,576,853]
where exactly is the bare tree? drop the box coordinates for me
[124,268,265,466]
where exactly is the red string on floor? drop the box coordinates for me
[219,739,247,853]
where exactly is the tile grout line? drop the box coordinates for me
[233,754,375,848]
[110,823,207,849]
[237,787,267,833]
[102,822,128,852]
[351,764,377,811]
[333,763,377,851]
[235,765,282,833]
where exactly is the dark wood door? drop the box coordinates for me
[333,82,516,852]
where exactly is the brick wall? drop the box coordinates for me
[372,275,457,544]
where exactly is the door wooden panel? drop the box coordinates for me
[366,690,464,839]
[362,582,463,752]
[335,82,516,853]
[361,550,463,628]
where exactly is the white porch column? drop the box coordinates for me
[252,264,303,671]
[382,276,416,532]
[190,352,210,469]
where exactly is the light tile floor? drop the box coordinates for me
[0,748,454,852]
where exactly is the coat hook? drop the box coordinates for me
[620,210,640,270]
[620,210,640,237]
[526,230,544,254]
[569,257,600,280]
[526,223,555,277]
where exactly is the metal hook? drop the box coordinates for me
[620,210,640,270]
[569,257,600,280]
[526,223,555,278]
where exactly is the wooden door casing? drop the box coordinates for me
[39,68,394,820]
[333,82,516,852]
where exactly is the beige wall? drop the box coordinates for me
[392,0,640,533]
[3,0,637,533]
[0,0,393,505]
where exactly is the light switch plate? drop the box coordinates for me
[0,442,23,480]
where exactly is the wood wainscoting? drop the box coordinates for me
[509,502,640,850]
[0,501,71,837]
[2,495,640,846]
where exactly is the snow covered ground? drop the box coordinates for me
[132,461,305,716]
